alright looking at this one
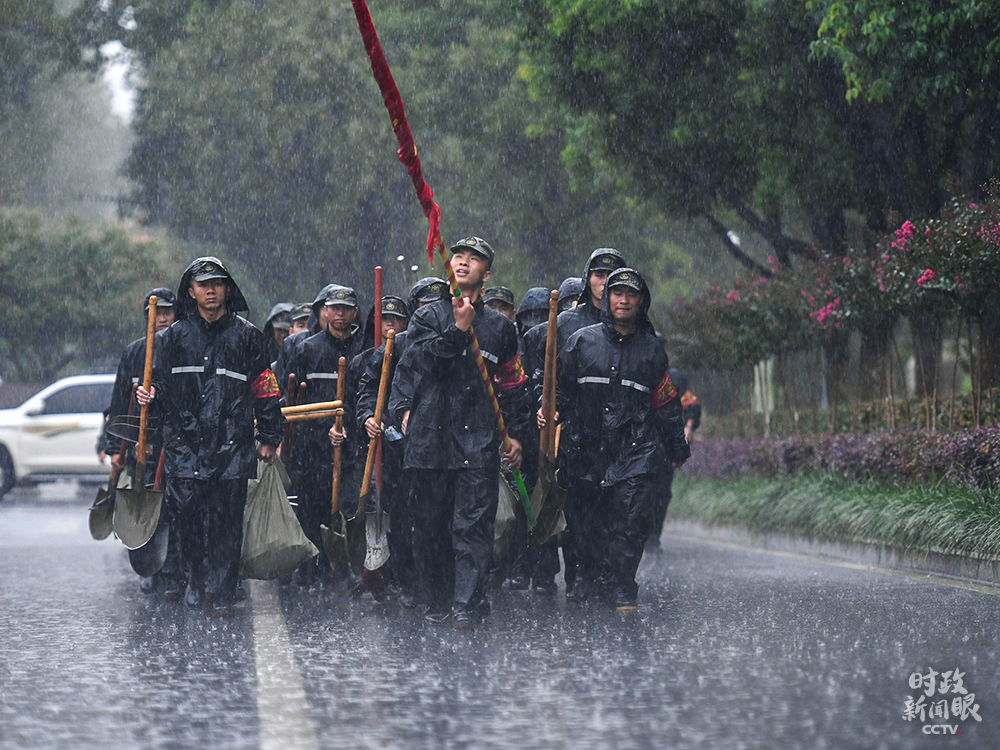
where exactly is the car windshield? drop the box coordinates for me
[39,383,113,415]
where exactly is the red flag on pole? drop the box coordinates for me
[351,0,441,265]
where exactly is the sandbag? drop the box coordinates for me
[240,458,318,580]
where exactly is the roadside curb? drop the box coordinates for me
[664,519,1000,588]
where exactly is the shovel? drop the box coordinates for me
[89,384,138,540]
[320,356,350,573]
[530,289,567,544]
[127,448,169,576]
[113,296,164,550]
[366,265,391,578]
[347,329,394,574]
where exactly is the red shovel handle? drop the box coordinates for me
[135,298,157,460]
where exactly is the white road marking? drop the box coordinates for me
[664,531,1000,598]
[251,580,321,750]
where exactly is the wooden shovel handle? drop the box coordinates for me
[541,289,559,460]
[135,297,157,460]
[331,356,347,515]
[360,330,394,499]
[153,449,166,492]
[284,409,344,423]
[281,400,343,415]
[374,267,383,492]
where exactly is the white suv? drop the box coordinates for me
[0,374,115,498]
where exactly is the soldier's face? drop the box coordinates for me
[290,319,309,335]
[327,304,356,336]
[273,327,289,348]
[608,286,641,323]
[189,278,227,313]
[381,315,406,339]
[451,250,491,289]
[317,305,333,331]
[154,307,175,332]
[589,269,611,302]
[486,300,515,321]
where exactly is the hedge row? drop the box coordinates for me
[685,428,1000,491]
[700,387,1000,440]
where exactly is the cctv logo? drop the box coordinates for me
[922,725,961,735]
[903,667,982,736]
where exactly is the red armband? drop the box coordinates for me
[680,390,698,408]
[650,370,678,409]
[496,352,527,392]
[251,369,280,398]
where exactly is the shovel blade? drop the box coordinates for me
[364,512,390,571]
[530,456,568,544]
[112,462,164,550]
[321,512,350,574]
[88,486,115,541]
[344,490,371,575]
[128,517,169,576]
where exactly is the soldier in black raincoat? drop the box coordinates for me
[274,286,338,397]
[288,284,365,589]
[139,257,282,617]
[103,288,177,462]
[557,249,626,346]
[102,287,177,595]
[354,278,448,608]
[545,267,689,610]
[393,238,530,628]
[349,293,411,597]
[544,250,626,595]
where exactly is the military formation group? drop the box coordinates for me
[101,239,700,628]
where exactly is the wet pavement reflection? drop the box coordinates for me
[1,488,997,749]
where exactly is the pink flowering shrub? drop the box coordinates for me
[665,181,1000,370]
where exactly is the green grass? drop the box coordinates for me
[669,473,1000,561]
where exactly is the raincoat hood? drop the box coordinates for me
[265,302,294,326]
[517,287,551,316]
[601,267,653,334]
[516,286,552,334]
[578,247,626,307]
[407,277,449,311]
[557,277,585,311]
[175,257,249,321]
[306,284,338,333]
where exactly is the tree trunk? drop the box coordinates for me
[858,322,892,402]
[911,310,943,399]
[823,329,852,408]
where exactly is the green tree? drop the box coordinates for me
[73,0,702,307]
[0,209,167,381]
[0,0,70,206]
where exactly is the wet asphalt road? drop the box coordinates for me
[0,482,997,750]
